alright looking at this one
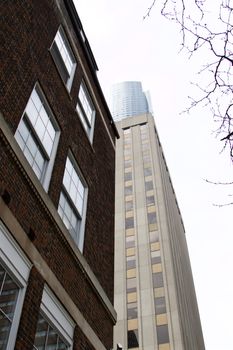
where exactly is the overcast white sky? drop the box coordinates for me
[75,1,233,349]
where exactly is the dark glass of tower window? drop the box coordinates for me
[144,167,152,176]
[126,256,136,269]
[145,181,153,191]
[157,325,169,344]
[126,236,135,248]
[125,172,132,181]
[127,278,136,293]
[155,297,166,315]
[148,212,156,224]
[128,330,139,348]
[125,200,133,211]
[125,217,134,229]
[127,302,137,319]
[146,195,155,206]
[153,272,164,288]
[125,186,133,196]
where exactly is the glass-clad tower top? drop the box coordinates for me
[111,81,150,121]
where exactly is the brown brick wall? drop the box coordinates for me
[0,0,115,348]
[15,267,44,350]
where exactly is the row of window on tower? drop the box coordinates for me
[14,26,96,251]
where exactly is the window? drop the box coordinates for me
[58,155,88,251]
[76,82,95,142]
[51,27,76,91]
[0,221,31,350]
[34,286,74,350]
[15,85,60,191]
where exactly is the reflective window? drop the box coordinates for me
[145,181,153,191]
[125,200,133,212]
[125,186,133,196]
[153,272,164,288]
[128,330,139,348]
[15,85,59,190]
[58,156,87,250]
[157,325,169,344]
[34,313,69,350]
[126,257,136,269]
[155,297,166,315]
[124,172,132,181]
[0,264,19,349]
[148,212,157,224]
[127,302,137,319]
[127,278,136,293]
[125,217,134,229]
[146,195,155,206]
[51,27,76,91]
[76,82,95,141]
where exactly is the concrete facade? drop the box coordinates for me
[114,113,205,350]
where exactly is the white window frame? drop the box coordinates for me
[76,81,96,143]
[50,26,77,92]
[0,221,31,350]
[34,285,74,349]
[15,83,60,192]
[58,152,88,252]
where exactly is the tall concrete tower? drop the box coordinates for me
[113,83,205,350]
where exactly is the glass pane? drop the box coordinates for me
[127,330,139,348]
[153,273,164,288]
[0,314,11,350]
[0,273,19,320]
[155,297,166,315]
[34,315,49,349]
[46,325,58,349]
[157,325,169,344]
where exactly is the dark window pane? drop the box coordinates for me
[148,212,156,224]
[126,257,136,269]
[128,330,139,348]
[127,303,137,319]
[0,316,11,350]
[153,272,164,288]
[125,172,132,181]
[144,167,152,176]
[151,256,161,264]
[157,325,169,344]
[127,278,136,293]
[126,236,135,248]
[146,195,155,206]
[125,186,133,195]
[125,218,134,229]
[145,181,153,191]
[155,297,166,315]
[125,201,133,211]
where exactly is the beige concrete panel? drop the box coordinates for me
[151,242,160,251]
[125,211,134,218]
[126,247,135,256]
[152,263,162,273]
[159,344,170,350]
[156,313,168,325]
[127,268,136,279]
[147,205,156,213]
[154,287,165,298]
[127,292,137,303]
[126,228,135,236]
[127,319,138,330]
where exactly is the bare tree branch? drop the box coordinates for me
[144,0,233,161]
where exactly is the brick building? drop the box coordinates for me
[0,1,118,349]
